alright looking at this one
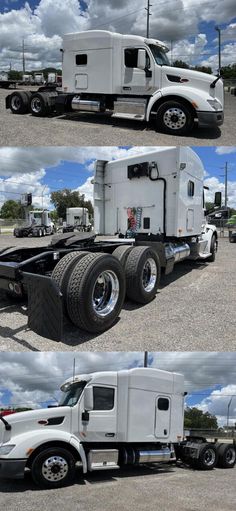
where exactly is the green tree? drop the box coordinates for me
[193,65,212,74]
[220,64,236,79]
[0,200,23,219]
[8,70,22,81]
[50,189,93,220]
[172,60,189,69]
[184,407,218,430]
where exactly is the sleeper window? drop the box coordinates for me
[75,54,87,66]
[188,180,195,197]
[158,397,169,411]
[93,386,115,410]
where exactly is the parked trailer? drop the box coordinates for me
[0,148,218,340]
[0,368,235,489]
[5,30,224,135]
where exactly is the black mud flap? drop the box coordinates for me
[23,273,63,341]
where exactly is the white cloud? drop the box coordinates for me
[216,147,236,155]
[0,1,235,71]
[197,385,236,427]
[204,176,236,208]
[75,176,94,202]
[0,352,236,424]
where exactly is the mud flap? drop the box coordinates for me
[23,272,63,341]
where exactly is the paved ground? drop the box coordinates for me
[0,235,235,352]
[0,464,235,511]
[0,87,235,146]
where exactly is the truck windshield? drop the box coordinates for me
[59,382,86,407]
[149,45,170,66]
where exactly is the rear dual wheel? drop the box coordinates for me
[52,252,126,333]
[9,91,32,114]
[123,246,160,304]
[216,443,236,468]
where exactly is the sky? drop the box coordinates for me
[0,351,236,428]
[0,145,236,210]
[0,1,235,73]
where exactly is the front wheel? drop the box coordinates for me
[31,447,76,488]
[156,100,194,135]
[208,234,217,262]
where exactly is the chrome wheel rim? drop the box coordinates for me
[142,258,157,292]
[31,97,42,113]
[163,107,186,130]
[42,455,69,482]
[226,447,236,464]
[11,96,21,111]
[92,270,119,317]
[203,448,216,466]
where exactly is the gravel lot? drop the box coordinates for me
[0,235,235,352]
[0,87,235,146]
[0,464,235,511]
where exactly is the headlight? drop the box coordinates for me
[0,444,16,455]
[207,99,222,111]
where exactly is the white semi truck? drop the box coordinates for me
[65,207,90,230]
[5,30,224,135]
[14,210,55,238]
[0,368,235,489]
[0,147,219,340]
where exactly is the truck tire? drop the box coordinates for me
[216,443,236,468]
[37,228,43,237]
[51,251,89,312]
[42,228,46,236]
[112,245,133,267]
[30,92,50,117]
[125,246,160,304]
[156,100,194,135]
[66,253,126,333]
[31,447,76,488]
[9,91,30,114]
[208,234,217,262]
[195,444,218,470]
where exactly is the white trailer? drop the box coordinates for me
[66,207,89,228]
[6,30,224,135]
[0,368,234,489]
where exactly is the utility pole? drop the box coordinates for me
[22,38,25,74]
[144,351,148,367]
[145,0,152,38]
[215,26,221,75]
[227,397,233,431]
[224,161,228,210]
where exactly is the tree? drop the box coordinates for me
[184,407,218,430]
[8,70,22,81]
[172,60,189,69]
[50,189,93,220]
[193,65,212,74]
[0,200,23,219]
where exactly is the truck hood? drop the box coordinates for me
[161,66,223,103]
[0,407,71,445]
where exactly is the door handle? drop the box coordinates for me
[105,433,115,437]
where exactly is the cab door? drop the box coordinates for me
[78,385,117,442]
[122,47,155,94]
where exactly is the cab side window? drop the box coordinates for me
[93,386,115,410]
[125,48,138,68]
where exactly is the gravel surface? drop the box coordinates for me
[0,235,235,352]
[0,87,235,146]
[0,464,235,511]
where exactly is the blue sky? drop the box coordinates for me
[0,352,236,427]
[0,1,235,72]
